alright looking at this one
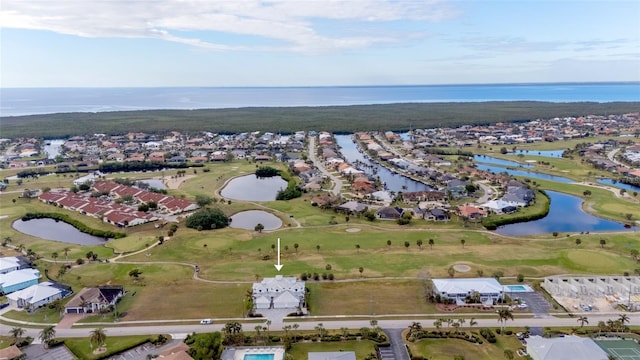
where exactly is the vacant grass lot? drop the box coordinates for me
[63,334,152,360]
[407,335,524,360]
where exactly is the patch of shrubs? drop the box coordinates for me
[479,328,497,343]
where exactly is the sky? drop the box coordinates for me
[1,0,639,87]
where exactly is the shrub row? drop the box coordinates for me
[21,212,126,239]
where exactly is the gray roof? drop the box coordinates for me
[527,335,608,360]
[308,352,356,360]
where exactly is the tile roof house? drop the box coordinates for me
[252,275,305,310]
[64,285,124,314]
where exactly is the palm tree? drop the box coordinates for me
[90,328,107,349]
[600,238,607,248]
[52,252,59,263]
[404,241,410,250]
[468,318,478,338]
[461,239,466,248]
[9,327,25,343]
[316,244,320,253]
[39,326,56,348]
[358,267,364,278]
[292,323,300,340]
[386,239,392,249]
[315,323,326,341]
[428,238,434,249]
[254,325,262,344]
[618,313,630,328]
[355,244,360,253]
[294,243,299,254]
[63,247,71,264]
[577,316,589,328]
[497,308,513,332]
[417,239,423,250]
[433,319,442,331]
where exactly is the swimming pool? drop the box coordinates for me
[244,354,275,360]
[504,284,534,292]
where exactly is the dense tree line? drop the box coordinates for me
[255,166,280,178]
[3,101,639,138]
[99,161,197,173]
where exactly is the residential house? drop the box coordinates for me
[425,208,449,221]
[376,206,402,219]
[6,282,64,309]
[432,278,504,305]
[0,257,26,274]
[0,269,41,294]
[252,275,305,310]
[308,352,356,360]
[64,285,124,314]
[526,335,608,360]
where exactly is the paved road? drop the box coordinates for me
[384,329,410,360]
[307,135,343,196]
[3,312,640,340]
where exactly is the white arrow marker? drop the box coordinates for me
[274,237,283,271]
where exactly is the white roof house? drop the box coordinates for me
[252,275,305,310]
[308,352,356,360]
[0,257,22,274]
[6,282,63,309]
[0,269,40,294]
[527,335,608,360]
[432,278,504,305]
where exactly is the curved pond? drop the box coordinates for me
[12,218,107,245]
[496,191,636,236]
[220,174,288,201]
[229,210,282,231]
[334,134,433,192]
[474,155,532,168]
[476,164,574,183]
[596,179,640,193]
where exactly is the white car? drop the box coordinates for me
[200,319,212,324]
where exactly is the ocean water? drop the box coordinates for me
[1,83,639,117]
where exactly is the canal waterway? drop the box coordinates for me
[12,218,107,245]
[334,134,432,193]
[596,179,640,193]
[476,164,574,183]
[495,191,636,236]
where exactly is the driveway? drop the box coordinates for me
[383,329,410,360]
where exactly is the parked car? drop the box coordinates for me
[200,319,212,324]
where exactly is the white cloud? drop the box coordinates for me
[0,0,457,53]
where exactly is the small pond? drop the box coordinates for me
[596,179,640,193]
[12,218,107,245]
[476,164,574,183]
[220,174,288,201]
[474,155,532,168]
[229,210,282,231]
[138,179,166,190]
[496,191,636,236]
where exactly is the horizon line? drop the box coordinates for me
[2,81,640,90]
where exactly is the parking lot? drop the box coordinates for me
[512,291,553,317]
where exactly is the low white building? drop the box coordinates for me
[432,278,504,305]
[252,275,305,310]
[527,335,608,360]
[0,257,22,274]
[6,282,63,309]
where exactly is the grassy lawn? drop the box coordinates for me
[63,334,153,360]
[287,340,377,360]
[407,334,524,360]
